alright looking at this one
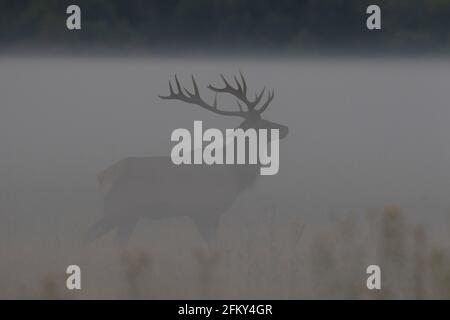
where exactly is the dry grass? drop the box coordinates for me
[6,205,450,299]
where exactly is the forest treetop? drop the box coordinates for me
[1,0,449,52]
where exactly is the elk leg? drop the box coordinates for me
[84,216,115,243]
[115,217,138,245]
[194,215,221,247]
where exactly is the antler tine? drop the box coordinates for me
[159,75,185,99]
[213,94,218,109]
[159,80,174,99]
[236,100,244,112]
[174,74,183,94]
[234,75,242,92]
[191,75,199,95]
[256,89,275,115]
[239,70,247,94]
[182,75,199,98]
[251,87,266,109]
[220,74,231,88]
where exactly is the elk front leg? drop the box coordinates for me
[116,217,139,245]
[193,213,221,247]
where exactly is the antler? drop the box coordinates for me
[208,71,274,114]
[159,75,247,118]
[159,72,274,117]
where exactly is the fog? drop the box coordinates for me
[1,56,450,298]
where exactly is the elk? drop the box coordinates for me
[86,73,288,245]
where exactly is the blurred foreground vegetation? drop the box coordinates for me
[7,205,450,299]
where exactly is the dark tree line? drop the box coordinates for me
[1,0,449,51]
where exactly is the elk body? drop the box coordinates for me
[86,73,288,244]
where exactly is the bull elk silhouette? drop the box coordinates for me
[86,73,288,245]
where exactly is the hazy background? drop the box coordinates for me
[1,0,450,299]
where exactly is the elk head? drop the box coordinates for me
[159,72,289,139]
